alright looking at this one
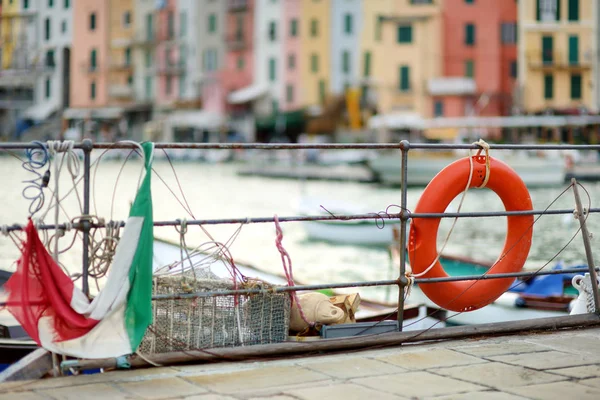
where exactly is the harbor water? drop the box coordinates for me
[0,151,598,304]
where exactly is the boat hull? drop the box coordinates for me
[301,220,399,246]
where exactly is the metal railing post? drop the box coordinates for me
[571,178,600,314]
[397,140,410,329]
[81,139,93,296]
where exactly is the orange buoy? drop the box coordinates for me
[408,155,534,312]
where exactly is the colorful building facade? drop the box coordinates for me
[330,0,362,95]
[108,0,135,106]
[436,0,517,118]
[300,0,330,107]
[518,0,597,113]
[154,0,180,109]
[282,0,302,111]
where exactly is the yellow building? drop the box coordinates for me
[300,0,330,107]
[360,0,442,118]
[1,0,24,70]
[518,0,597,113]
[108,0,135,105]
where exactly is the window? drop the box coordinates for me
[568,0,579,21]
[465,0,474,3]
[410,0,433,3]
[268,58,276,82]
[510,60,517,78]
[48,0,53,7]
[544,74,553,99]
[290,19,298,36]
[166,75,173,95]
[179,74,186,98]
[64,0,69,8]
[537,0,560,22]
[24,0,29,9]
[434,101,444,117]
[123,11,131,28]
[363,51,371,77]
[344,14,353,34]
[208,14,217,33]
[203,48,218,71]
[90,13,96,31]
[180,12,187,37]
[145,51,152,68]
[397,25,412,43]
[465,23,475,45]
[125,47,131,66]
[268,21,277,41]
[569,35,578,65]
[235,15,244,40]
[319,79,326,103]
[127,75,133,86]
[375,16,382,41]
[501,23,517,44]
[286,84,294,103]
[465,60,474,78]
[45,78,51,98]
[311,53,318,73]
[146,14,153,40]
[168,12,175,38]
[179,45,186,67]
[542,35,553,64]
[61,20,67,33]
[90,81,96,100]
[237,56,244,70]
[310,19,318,37]
[399,65,410,91]
[90,49,97,70]
[571,74,582,99]
[288,53,295,69]
[144,76,152,99]
[44,18,51,40]
[46,50,55,67]
[342,50,350,73]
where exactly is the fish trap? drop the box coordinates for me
[139,273,291,354]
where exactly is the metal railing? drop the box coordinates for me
[1,139,600,335]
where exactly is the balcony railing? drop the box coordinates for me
[132,32,158,47]
[225,34,247,50]
[527,51,592,70]
[109,61,134,71]
[108,84,134,99]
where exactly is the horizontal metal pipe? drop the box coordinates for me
[62,313,600,371]
[4,208,595,232]
[3,141,600,151]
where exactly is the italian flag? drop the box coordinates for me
[5,142,154,359]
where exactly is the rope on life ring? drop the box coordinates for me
[407,146,534,312]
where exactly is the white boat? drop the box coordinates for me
[296,196,399,246]
[368,149,567,187]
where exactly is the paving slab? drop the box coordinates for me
[427,390,529,400]
[525,335,600,355]
[550,364,600,379]
[299,356,407,379]
[451,341,549,358]
[375,348,487,370]
[579,377,600,389]
[490,350,598,370]
[180,395,237,400]
[434,362,566,389]
[0,392,50,400]
[116,377,207,399]
[285,382,405,400]
[353,371,487,398]
[506,380,600,400]
[185,366,330,395]
[36,383,135,400]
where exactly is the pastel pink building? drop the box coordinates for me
[70,1,110,109]
[224,0,255,112]
[155,0,180,106]
[435,0,517,118]
[282,0,301,111]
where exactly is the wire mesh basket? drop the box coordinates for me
[139,273,291,354]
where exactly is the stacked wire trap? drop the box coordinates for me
[140,269,291,354]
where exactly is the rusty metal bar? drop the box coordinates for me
[81,139,93,296]
[397,141,410,329]
[571,178,600,314]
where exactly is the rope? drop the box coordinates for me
[405,139,491,293]
[274,214,314,328]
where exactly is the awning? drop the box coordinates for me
[368,113,425,130]
[63,107,124,120]
[167,111,225,130]
[428,77,477,96]
[227,83,269,104]
[256,109,306,130]
[22,102,57,121]
[0,73,35,88]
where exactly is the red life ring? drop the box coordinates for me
[408,155,534,312]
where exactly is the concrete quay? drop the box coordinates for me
[2,327,600,400]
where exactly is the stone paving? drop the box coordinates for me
[2,327,600,400]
